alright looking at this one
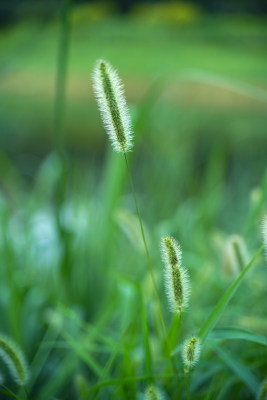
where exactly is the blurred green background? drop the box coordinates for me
[0,1,267,399]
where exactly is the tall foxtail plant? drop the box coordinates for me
[92,59,174,367]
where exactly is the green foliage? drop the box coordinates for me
[0,7,266,400]
[198,246,263,344]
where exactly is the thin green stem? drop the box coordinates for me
[123,153,176,372]
[54,0,72,158]
[187,372,191,400]
[179,311,190,400]
[179,311,184,344]
[53,0,72,292]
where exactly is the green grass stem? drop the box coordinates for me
[123,152,176,372]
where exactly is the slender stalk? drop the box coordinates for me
[187,372,191,400]
[180,311,190,400]
[179,311,184,344]
[123,153,176,371]
[53,0,72,287]
[54,0,72,158]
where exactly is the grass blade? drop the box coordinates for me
[198,246,263,343]
[29,325,60,389]
[209,328,267,347]
[138,283,153,377]
[62,332,103,377]
[36,354,78,400]
[181,69,267,104]
[213,343,259,395]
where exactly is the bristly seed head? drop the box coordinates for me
[161,236,190,313]
[145,386,165,400]
[92,59,133,153]
[163,237,180,266]
[182,336,201,372]
[262,215,267,262]
[0,335,29,386]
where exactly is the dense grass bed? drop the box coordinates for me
[0,7,266,399]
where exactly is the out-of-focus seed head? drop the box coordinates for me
[182,336,201,372]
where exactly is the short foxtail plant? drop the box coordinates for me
[145,385,165,400]
[182,336,201,373]
[182,336,201,399]
[161,236,190,314]
[161,236,192,397]
[0,335,29,386]
[92,59,174,370]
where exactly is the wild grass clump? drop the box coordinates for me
[90,58,266,400]
[0,33,266,398]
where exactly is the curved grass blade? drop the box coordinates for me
[62,332,103,377]
[209,328,267,347]
[36,354,78,400]
[181,69,267,104]
[213,343,259,395]
[0,386,22,400]
[198,246,263,343]
[29,324,60,389]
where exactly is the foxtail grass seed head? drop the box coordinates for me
[92,59,133,153]
[0,335,29,386]
[262,215,267,261]
[223,234,249,277]
[145,386,165,400]
[161,236,190,313]
[182,336,201,372]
